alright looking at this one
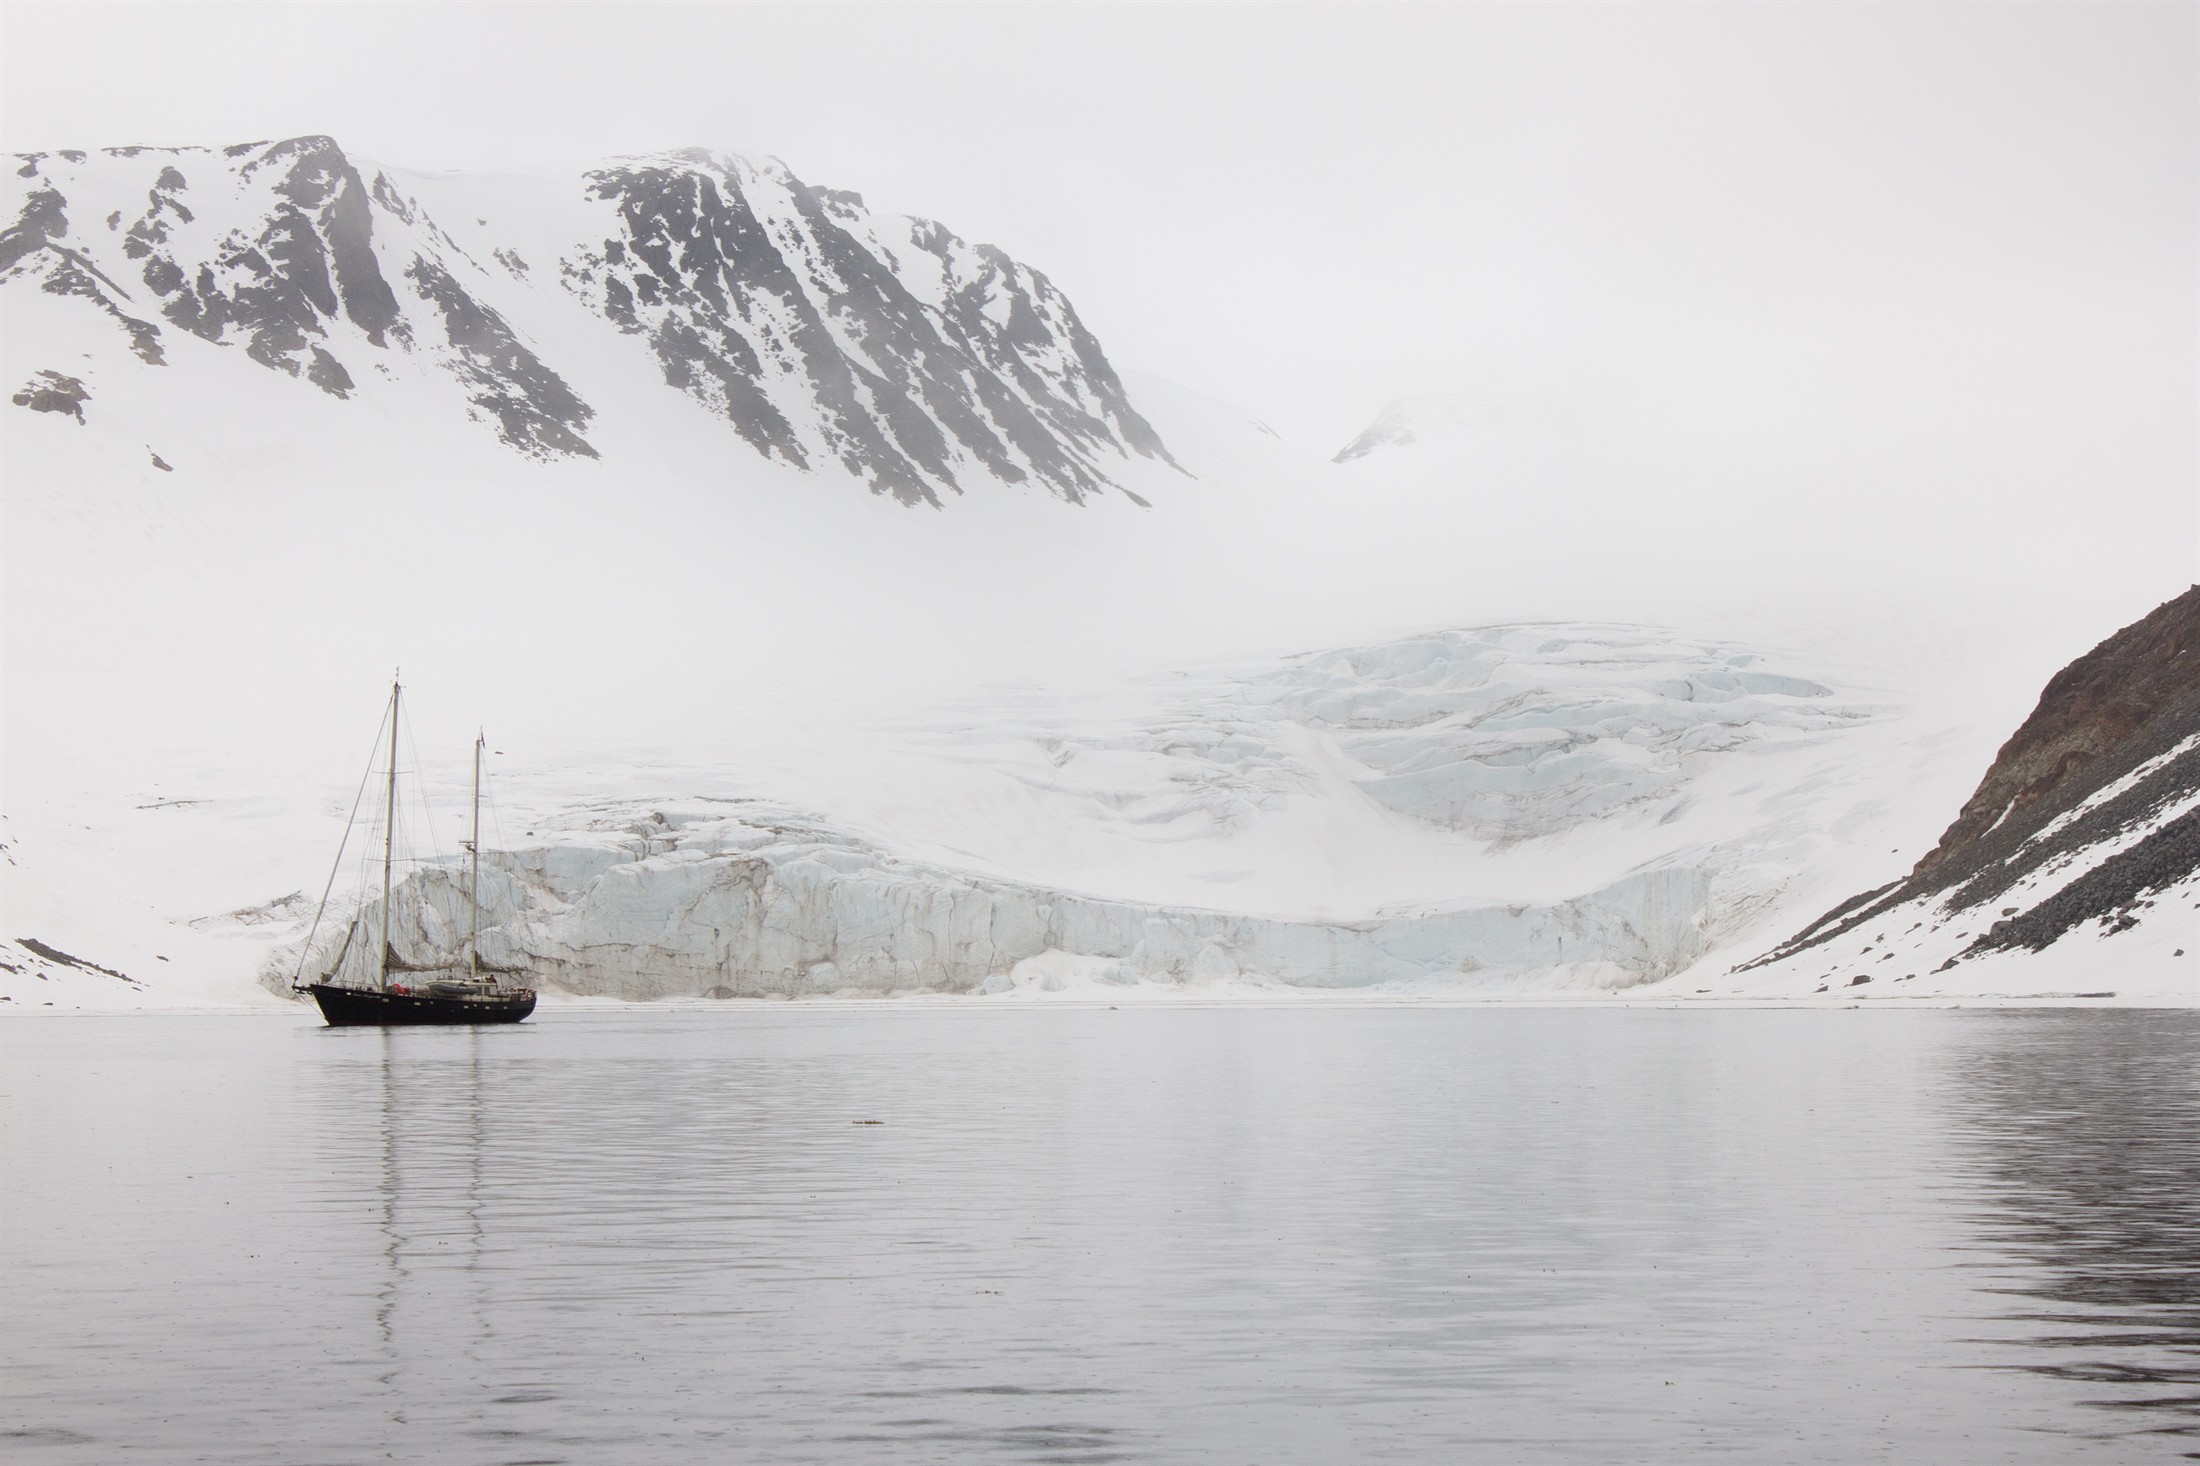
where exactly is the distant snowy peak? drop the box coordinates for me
[1333,401,1421,462]
[1332,394,1571,463]
[3,137,1175,503]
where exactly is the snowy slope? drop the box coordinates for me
[4,138,1172,503]
[5,140,2191,1011]
[1733,589,2200,1003]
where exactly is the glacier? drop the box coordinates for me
[298,799,1715,1002]
[4,138,2190,1013]
[251,622,1904,1002]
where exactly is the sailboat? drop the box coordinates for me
[295,679,537,1026]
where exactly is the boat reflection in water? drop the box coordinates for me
[358,1027,509,1426]
[1944,1009,2200,1455]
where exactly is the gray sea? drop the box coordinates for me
[3,1006,2195,1463]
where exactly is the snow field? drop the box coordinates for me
[6,147,2192,1011]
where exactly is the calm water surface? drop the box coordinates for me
[3,1007,2195,1463]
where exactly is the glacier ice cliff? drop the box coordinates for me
[292,801,1716,1001]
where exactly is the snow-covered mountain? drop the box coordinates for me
[4,137,1172,503]
[1740,588,2199,997]
[4,139,2189,1012]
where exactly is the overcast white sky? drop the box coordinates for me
[2,1,2193,478]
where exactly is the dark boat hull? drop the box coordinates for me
[306,982,536,1027]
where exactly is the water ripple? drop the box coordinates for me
[3,1006,2195,1463]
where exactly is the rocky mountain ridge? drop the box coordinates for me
[1743,586,2199,989]
[3,136,1173,503]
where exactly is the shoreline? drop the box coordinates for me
[4,989,2191,1018]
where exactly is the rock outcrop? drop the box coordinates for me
[1745,586,2200,977]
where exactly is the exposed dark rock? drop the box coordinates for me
[140,255,183,294]
[12,370,89,423]
[601,271,637,329]
[574,160,877,485]
[45,244,147,304]
[1,189,170,360]
[306,345,354,397]
[273,140,402,345]
[32,245,167,364]
[1918,586,2200,877]
[121,167,194,267]
[10,139,590,437]
[900,213,1175,494]
[1966,805,2200,956]
[7,138,1173,493]
[15,937,137,984]
[369,172,415,224]
[1748,586,2200,969]
[0,184,69,270]
[111,137,405,392]
[568,152,1175,504]
[408,257,597,458]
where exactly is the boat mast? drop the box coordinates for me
[381,675,400,993]
[469,729,483,983]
